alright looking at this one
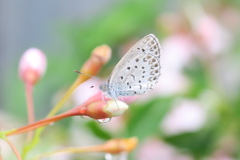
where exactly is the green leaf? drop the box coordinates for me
[125,98,172,140]
[184,59,208,98]
[164,127,219,159]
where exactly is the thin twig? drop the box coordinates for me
[33,146,104,160]
[26,83,35,124]
[3,138,22,160]
[25,83,34,141]
[6,112,78,137]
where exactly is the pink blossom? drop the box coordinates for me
[101,116,125,134]
[19,48,47,85]
[161,99,207,135]
[156,70,190,96]
[221,8,240,32]
[148,34,194,96]
[162,34,195,71]
[194,15,231,54]
[137,138,193,160]
[206,150,234,160]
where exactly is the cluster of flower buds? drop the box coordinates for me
[0,45,136,160]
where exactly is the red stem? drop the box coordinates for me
[25,82,34,124]
[25,82,35,141]
[6,92,103,137]
[7,110,82,136]
[4,138,22,160]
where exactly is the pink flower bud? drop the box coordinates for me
[19,48,47,85]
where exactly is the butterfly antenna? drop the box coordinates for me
[74,70,101,81]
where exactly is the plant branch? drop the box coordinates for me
[6,112,79,137]
[25,83,35,124]
[25,83,35,142]
[33,137,138,160]
[3,138,22,160]
[33,146,103,160]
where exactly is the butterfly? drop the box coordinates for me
[99,34,161,100]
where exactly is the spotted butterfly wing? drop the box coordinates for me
[107,34,161,98]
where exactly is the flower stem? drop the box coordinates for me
[25,82,35,142]
[33,137,138,160]
[21,94,97,158]
[21,80,82,159]
[3,138,22,160]
[6,111,80,137]
[33,146,104,160]
[21,93,102,159]
[25,83,34,124]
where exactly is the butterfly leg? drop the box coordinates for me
[114,84,120,109]
[113,98,120,110]
[101,93,108,104]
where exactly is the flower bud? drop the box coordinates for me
[104,137,138,154]
[79,45,111,83]
[83,100,128,119]
[104,100,129,117]
[91,45,111,64]
[19,48,47,85]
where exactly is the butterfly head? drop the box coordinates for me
[99,83,108,92]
